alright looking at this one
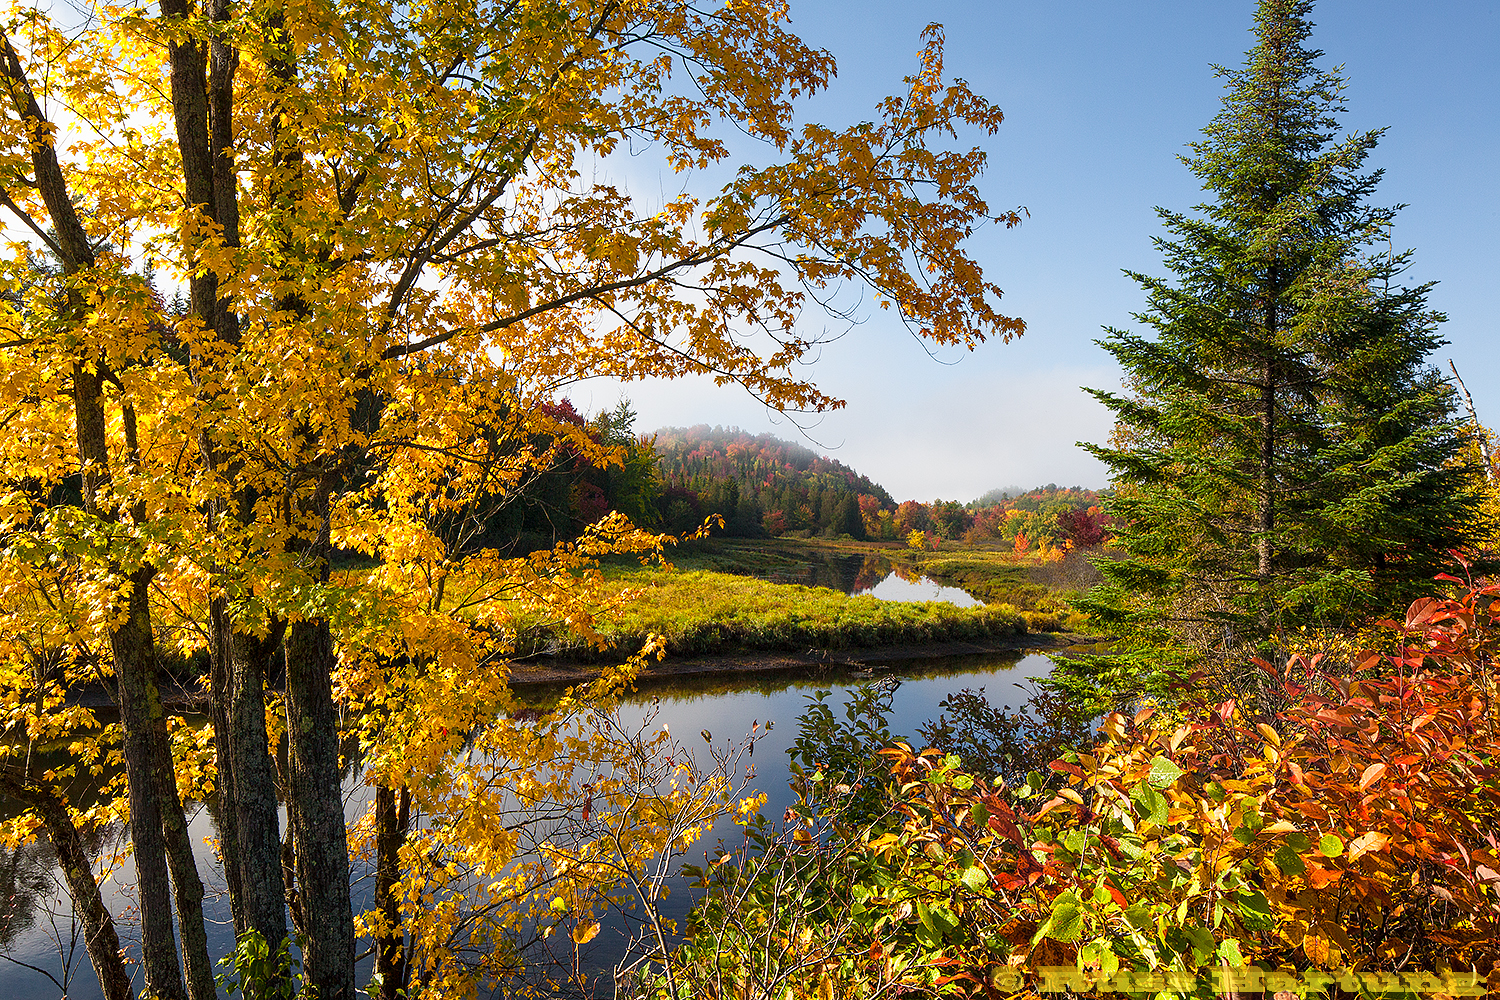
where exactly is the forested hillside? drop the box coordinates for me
[652,425,894,537]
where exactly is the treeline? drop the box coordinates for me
[653,425,894,538]
[862,487,1111,552]
[466,399,661,553]
[959,486,1112,552]
[488,411,1117,552]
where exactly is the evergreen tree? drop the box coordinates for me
[1080,0,1487,681]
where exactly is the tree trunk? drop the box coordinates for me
[231,630,292,950]
[0,769,135,1000]
[159,0,289,956]
[265,19,357,995]
[1256,296,1278,633]
[374,784,411,1000]
[286,610,355,1000]
[109,565,188,1000]
[1258,363,1275,583]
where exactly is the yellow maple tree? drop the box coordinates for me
[0,1,1022,996]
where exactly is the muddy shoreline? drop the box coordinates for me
[66,633,1103,709]
[504,631,1104,687]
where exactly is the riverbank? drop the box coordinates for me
[506,630,1104,686]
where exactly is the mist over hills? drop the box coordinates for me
[651,425,1098,508]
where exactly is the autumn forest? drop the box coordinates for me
[0,1,1497,999]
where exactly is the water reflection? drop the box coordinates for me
[763,549,881,591]
[860,572,983,607]
[0,839,57,949]
[762,551,981,607]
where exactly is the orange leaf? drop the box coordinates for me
[1306,866,1342,889]
[1347,831,1389,861]
[1358,763,1386,790]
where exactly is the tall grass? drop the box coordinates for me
[502,569,1026,661]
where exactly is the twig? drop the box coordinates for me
[1449,360,1494,482]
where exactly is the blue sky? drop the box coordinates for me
[577,1,1499,502]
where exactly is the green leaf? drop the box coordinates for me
[1286,831,1311,853]
[1131,782,1168,825]
[1148,756,1185,788]
[1048,892,1084,943]
[1233,890,1274,931]
[1218,938,1245,966]
[1319,833,1343,857]
[960,865,988,892]
[1232,804,1263,843]
[1184,923,1215,963]
[1273,844,1306,876]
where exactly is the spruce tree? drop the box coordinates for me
[1079,0,1487,687]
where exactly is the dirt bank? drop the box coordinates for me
[505,631,1104,686]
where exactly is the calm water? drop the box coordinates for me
[1,637,1042,998]
[860,572,983,607]
[758,547,983,608]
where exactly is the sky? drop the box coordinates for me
[572,1,1500,503]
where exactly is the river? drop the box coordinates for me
[0,574,1051,998]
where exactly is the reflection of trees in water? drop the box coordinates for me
[0,839,55,948]
[888,563,925,585]
[766,552,873,593]
[785,552,897,593]
[850,554,894,593]
[0,819,125,996]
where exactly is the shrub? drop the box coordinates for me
[657,587,1500,998]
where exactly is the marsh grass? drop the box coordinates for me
[502,568,1025,661]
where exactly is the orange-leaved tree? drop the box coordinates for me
[0,1,1023,997]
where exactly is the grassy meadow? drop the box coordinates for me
[490,537,1103,661]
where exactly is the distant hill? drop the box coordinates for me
[650,425,894,537]
[653,426,894,504]
[968,485,1100,509]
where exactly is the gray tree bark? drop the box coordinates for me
[285,484,355,1000]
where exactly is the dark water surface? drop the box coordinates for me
[0,652,1052,998]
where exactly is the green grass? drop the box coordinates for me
[507,567,1026,661]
